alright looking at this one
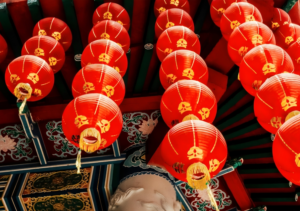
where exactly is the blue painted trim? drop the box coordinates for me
[11,173,27,211]
[100,164,114,210]
[19,112,48,165]
[2,175,18,211]
[175,185,194,211]
[0,154,126,175]
[112,140,121,157]
[90,166,103,211]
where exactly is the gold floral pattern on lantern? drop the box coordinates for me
[285,36,294,45]
[252,80,263,90]
[103,11,113,20]
[198,108,210,120]
[52,32,61,41]
[158,7,166,14]
[38,30,47,36]
[245,15,255,22]
[34,48,45,56]
[281,96,297,111]
[230,20,240,29]
[167,74,177,84]
[97,119,110,133]
[272,22,280,29]
[177,38,187,48]
[218,8,225,14]
[209,159,220,172]
[102,85,115,97]
[238,46,248,57]
[170,0,179,6]
[27,73,40,84]
[187,146,203,160]
[270,117,282,128]
[33,89,42,97]
[83,82,95,93]
[251,34,263,46]
[178,102,192,114]
[74,115,89,128]
[295,154,300,167]
[100,33,110,40]
[166,22,175,28]
[164,48,173,54]
[262,63,276,75]
[182,68,194,79]
[10,74,20,84]
[99,53,110,63]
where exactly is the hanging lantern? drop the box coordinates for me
[81,39,128,77]
[156,26,200,62]
[274,23,300,49]
[160,80,217,128]
[72,64,125,106]
[5,55,54,102]
[62,93,123,153]
[287,41,300,74]
[159,50,208,89]
[154,0,190,18]
[210,0,247,27]
[273,114,300,186]
[220,2,263,41]
[157,120,227,210]
[155,8,194,38]
[228,21,276,66]
[21,36,65,74]
[0,34,8,64]
[254,73,300,134]
[88,20,130,53]
[33,17,72,51]
[239,44,294,96]
[92,2,130,31]
[271,8,291,31]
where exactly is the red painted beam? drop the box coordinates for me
[0,95,162,125]
[223,169,254,210]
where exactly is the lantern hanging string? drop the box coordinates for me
[76,149,82,174]
[19,98,27,114]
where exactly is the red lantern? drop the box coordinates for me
[92,2,130,31]
[153,120,227,188]
[0,34,8,64]
[287,41,300,75]
[220,2,263,41]
[160,80,217,128]
[62,93,123,153]
[271,8,291,31]
[72,64,125,106]
[5,55,54,102]
[21,36,65,74]
[156,26,200,62]
[81,40,128,77]
[273,114,300,185]
[274,23,300,49]
[239,44,294,96]
[228,22,276,66]
[88,20,130,53]
[254,73,300,134]
[154,0,190,18]
[159,50,208,89]
[33,17,72,51]
[210,0,247,27]
[155,8,194,38]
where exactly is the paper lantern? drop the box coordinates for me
[156,26,200,62]
[81,39,128,77]
[155,8,194,38]
[287,41,300,74]
[271,8,291,31]
[0,34,8,64]
[159,120,227,188]
[239,44,294,96]
[228,21,276,66]
[5,55,54,102]
[62,93,123,153]
[88,20,130,53]
[154,0,190,18]
[220,2,263,40]
[274,23,300,49]
[159,50,208,89]
[33,17,72,51]
[21,36,65,74]
[72,64,125,105]
[160,80,217,128]
[254,73,300,134]
[273,114,300,185]
[92,2,130,31]
[210,0,247,27]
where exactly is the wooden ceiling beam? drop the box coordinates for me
[228,134,271,152]
[238,163,279,174]
[230,147,272,160]
[223,119,261,140]
[244,178,290,189]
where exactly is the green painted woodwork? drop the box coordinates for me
[230,147,272,160]
[112,163,121,193]
[149,66,161,92]
[134,0,156,93]
[216,88,249,118]
[251,192,297,202]
[244,178,290,188]
[0,3,22,57]
[0,72,16,103]
[193,0,210,34]
[216,101,253,130]
[34,196,84,210]
[227,134,271,152]
[282,0,298,12]
[61,0,84,70]
[123,52,130,87]
[223,119,261,140]
[227,66,239,88]
[27,0,43,24]
[54,72,73,99]
[238,163,279,174]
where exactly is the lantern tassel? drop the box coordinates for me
[19,98,27,114]
[76,149,81,174]
[207,183,219,211]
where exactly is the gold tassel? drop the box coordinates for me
[19,98,27,114]
[207,182,219,211]
[76,149,81,174]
